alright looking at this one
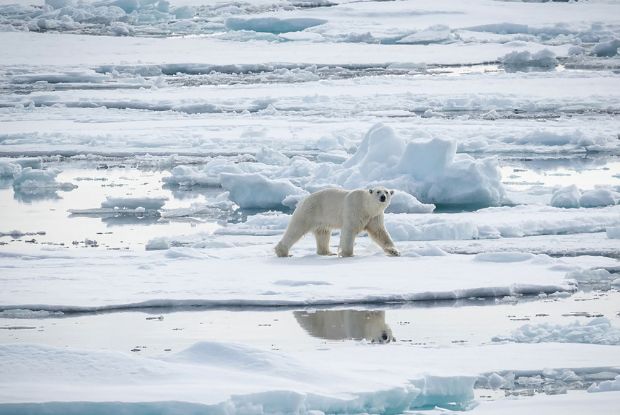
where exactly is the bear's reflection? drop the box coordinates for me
[294,309,395,343]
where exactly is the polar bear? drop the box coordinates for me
[294,310,395,343]
[275,187,399,257]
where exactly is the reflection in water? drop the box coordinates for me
[101,215,163,227]
[294,310,395,343]
[162,183,224,201]
[13,188,61,203]
[0,178,12,190]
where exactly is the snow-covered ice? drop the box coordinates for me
[1,0,620,413]
[494,317,620,346]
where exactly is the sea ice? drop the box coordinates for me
[551,186,616,209]
[220,173,308,209]
[12,168,76,195]
[550,185,581,209]
[494,317,620,346]
[500,49,558,71]
[0,160,20,178]
[588,375,620,393]
[593,39,620,57]
[607,226,620,239]
[579,189,616,208]
[225,17,327,34]
[100,196,167,210]
[330,124,505,206]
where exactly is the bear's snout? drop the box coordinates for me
[380,195,386,202]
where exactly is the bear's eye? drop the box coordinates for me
[369,189,373,194]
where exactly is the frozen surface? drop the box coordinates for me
[470,391,620,415]
[0,340,619,413]
[494,317,620,346]
[588,375,620,393]
[0,248,597,311]
[213,204,620,241]
[1,0,620,412]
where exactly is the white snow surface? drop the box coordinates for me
[214,204,620,241]
[495,317,620,346]
[470,390,620,415]
[1,0,620,412]
[0,340,619,413]
[0,247,597,311]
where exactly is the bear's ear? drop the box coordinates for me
[369,189,373,194]
[390,190,394,195]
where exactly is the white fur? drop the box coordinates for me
[275,187,399,257]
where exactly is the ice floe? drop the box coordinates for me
[607,226,620,239]
[216,204,620,242]
[0,249,592,311]
[12,167,76,201]
[589,375,620,393]
[551,186,617,209]
[500,49,557,72]
[494,317,620,346]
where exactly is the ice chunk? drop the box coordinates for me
[342,123,405,176]
[220,173,307,209]
[342,124,504,206]
[386,191,435,214]
[0,160,21,178]
[163,160,243,188]
[386,217,479,241]
[145,237,170,251]
[12,168,76,195]
[579,189,616,208]
[607,226,620,239]
[256,147,290,166]
[566,268,614,284]
[589,375,620,393]
[225,17,327,34]
[593,39,620,57]
[495,317,620,345]
[410,375,475,409]
[0,309,63,318]
[488,373,505,390]
[215,212,292,236]
[397,138,456,180]
[550,185,581,208]
[100,197,167,210]
[173,6,194,19]
[45,0,75,10]
[109,21,133,36]
[13,157,42,169]
[397,25,456,45]
[500,49,557,71]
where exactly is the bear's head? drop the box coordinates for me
[368,187,394,205]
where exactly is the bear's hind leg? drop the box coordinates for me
[313,227,334,256]
[339,219,360,257]
[275,222,309,257]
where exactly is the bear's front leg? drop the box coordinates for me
[338,232,355,257]
[366,215,399,257]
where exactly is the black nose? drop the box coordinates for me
[380,195,386,202]
[382,332,388,341]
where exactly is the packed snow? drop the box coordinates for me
[494,317,620,346]
[1,0,620,413]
